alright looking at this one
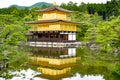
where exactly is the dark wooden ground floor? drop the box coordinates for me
[26,31,76,42]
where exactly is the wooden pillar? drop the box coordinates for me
[49,32,50,40]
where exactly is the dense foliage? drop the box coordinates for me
[0,14,32,71]
[60,0,120,20]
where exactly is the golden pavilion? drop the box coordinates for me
[25,3,82,79]
[25,4,82,48]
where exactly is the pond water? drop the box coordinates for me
[0,69,104,80]
[0,47,120,80]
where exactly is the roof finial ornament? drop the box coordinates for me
[53,1,57,6]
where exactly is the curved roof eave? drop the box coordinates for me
[35,6,74,13]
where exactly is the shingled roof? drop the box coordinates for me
[25,19,83,25]
[35,6,74,13]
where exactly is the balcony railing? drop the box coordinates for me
[27,39,77,42]
[26,40,81,48]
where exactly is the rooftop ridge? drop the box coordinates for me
[35,5,73,13]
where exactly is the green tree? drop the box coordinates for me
[85,16,120,51]
[69,12,102,41]
[0,14,30,71]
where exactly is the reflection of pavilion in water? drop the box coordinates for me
[28,47,77,79]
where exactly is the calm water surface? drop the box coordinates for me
[0,47,120,80]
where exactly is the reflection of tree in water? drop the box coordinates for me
[1,47,120,80]
[71,65,108,77]
[110,63,120,80]
[73,47,120,80]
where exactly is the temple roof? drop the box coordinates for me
[35,6,73,13]
[25,19,83,25]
